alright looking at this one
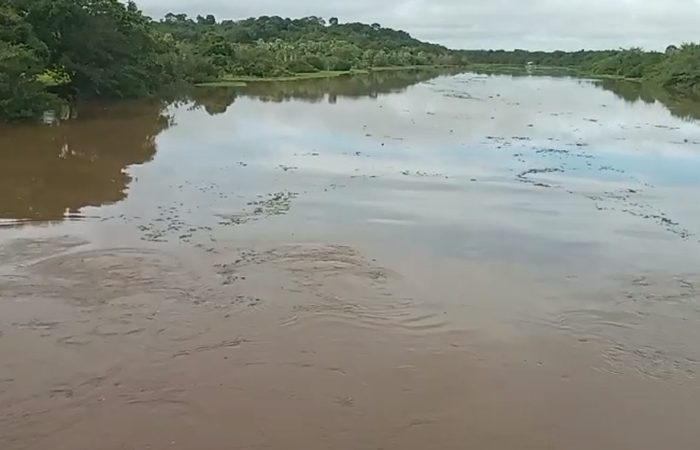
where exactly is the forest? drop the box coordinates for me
[1,0,699,121]
[0,0,463,120]
[462,46,700,94]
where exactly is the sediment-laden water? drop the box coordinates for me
[1,69,699,450]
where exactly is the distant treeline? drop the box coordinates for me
[0,0,464,120]
[461,47,700,94]
[1,0,698,121]
[153,14,465,78]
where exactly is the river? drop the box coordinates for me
[1,69,699,449]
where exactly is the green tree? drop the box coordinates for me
[0,4,57,120]
[15,0,179,98]
[0,42,57,120]
[197,14,216,26]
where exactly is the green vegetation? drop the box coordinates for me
[1,0,180,120]
[0,0,464,120]
[153,15,464,80]
[462,46,700,94]
[1,0,699,121]
[0,4,57,119]
[201,70,369,86]
[195,66,456,86]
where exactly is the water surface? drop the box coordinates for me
[1,69,700,450]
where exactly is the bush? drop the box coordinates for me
[0,42,59,120]
[325,56,352,71]
[304,55,326,71]
[287,59,317,73]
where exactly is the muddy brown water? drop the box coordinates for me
[2,70,700,449]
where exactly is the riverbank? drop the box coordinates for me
[196,65,462,87]
[463,62,645,82]
[197,71,363,87]
[462,62,700,96]
[196,63,647,89]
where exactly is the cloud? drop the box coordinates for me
[135,0,700,51]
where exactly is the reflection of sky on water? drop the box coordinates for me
[4,70,698,271]
[161,73,700,190]
[143,71,700,271]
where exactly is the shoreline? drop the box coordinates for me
[463,62,645,82]
[194,63,645,89]
[195,65,462,87]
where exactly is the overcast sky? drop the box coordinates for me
[136,0,700,51]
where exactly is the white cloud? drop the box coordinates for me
[135,0,700,51]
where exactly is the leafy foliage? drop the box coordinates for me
[462,47,700,94]
[650,44,700,94]
[0,5,57,119]
[13,0,180,98]
[1,0,699,121]
[0,2,465,120]
[154,15,464,79]
[587,49,665,79]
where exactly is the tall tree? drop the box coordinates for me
[14,0,178,98]
[0,4,57,119]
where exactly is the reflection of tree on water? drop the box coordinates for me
[0,101,171,223]
[187,88,239,115]
[188,69,460,114]
[245,70,457,103]
[595,79,700,122]
[459,68,700,122]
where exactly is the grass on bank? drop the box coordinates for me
[195,65,459,87]
[191,62,649,89]
[197,70,365,86]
